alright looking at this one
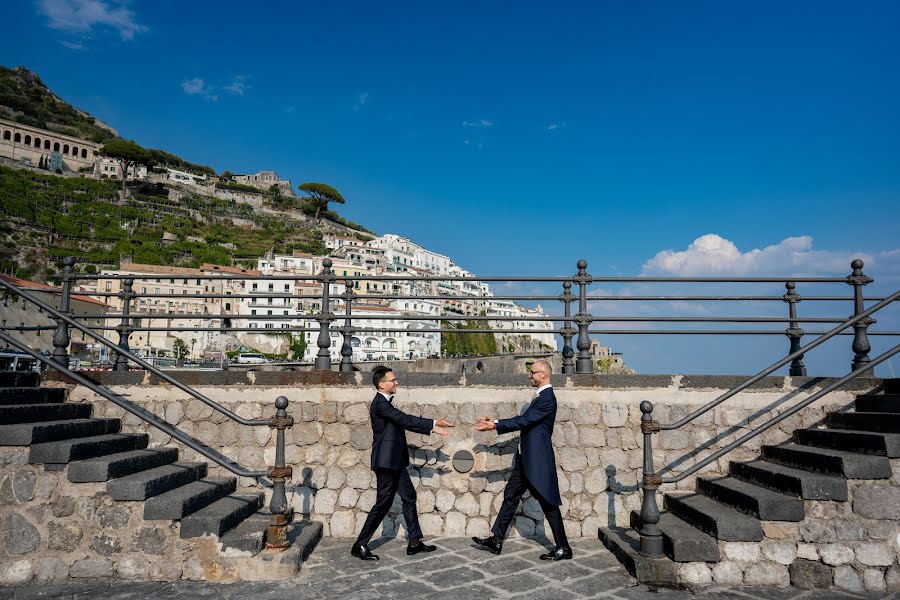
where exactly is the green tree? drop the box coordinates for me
[289,335,307,360]
[298,182,345,221]
[172,338,189,365]
[99,139,154,196]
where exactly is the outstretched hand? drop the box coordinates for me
[475,417,496,432]
[433,426,452,437]
[435,416,455,429]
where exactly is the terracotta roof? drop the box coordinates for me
[0,274,109,307]
[200,263,261,276]
[116,262,203,276]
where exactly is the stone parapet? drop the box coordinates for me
[69,375,868,535]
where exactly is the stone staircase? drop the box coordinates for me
[0,371,321,582]
[600,378,900,590]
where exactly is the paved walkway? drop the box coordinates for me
[1,537,896,599]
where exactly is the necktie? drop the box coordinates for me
[388,395,394,403]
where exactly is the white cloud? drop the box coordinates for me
[546,122,566,131]
[641,234,900,278]
[59,40,85,50]
[224,75,249,96]
[38,0,147,40]
[181,78,217,101]
[463,119,493,128]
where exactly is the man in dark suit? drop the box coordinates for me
[351,366,453,561]
[472,359,572,560]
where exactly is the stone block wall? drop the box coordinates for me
[71,374,862,539]
[0,446,281,585]
[675,468,900,593]
[5,372,893,586]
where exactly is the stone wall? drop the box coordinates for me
[3,373,895,587]
[675,471,900,593]
[0,446,292,584]
[69,374,869,537]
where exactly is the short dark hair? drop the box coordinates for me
[372,366,393,388]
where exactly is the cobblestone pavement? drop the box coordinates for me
[1,537,897,599]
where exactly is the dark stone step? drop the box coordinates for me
[663,492,763,541]
[107,462,207,501]
[855,394,900,413]
[0,403,91,424]
[598,526,679,586]
[0,388,64,405]
[730,459,847,500]
[884,379,900,394]
[0,372,40,388]
[0,418,120,445]
[630,510,720,563]
[795,428,900,457]
[143,477,236,520]
[696,476,804,521]
[829,411,900,434]
[180,493,264,538]
[219,512,269,554]
[29,433,148,464]
[761,443,892,479]
[68,447,179,482]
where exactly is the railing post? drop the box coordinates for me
[339,278,355,373]
[559,281,576,374]
[266,395,294,549]
[51,257,75,370]
[573,259,594,373]
[847,259,875,376]
[115,278,135,372]
[783,282,806,377]
[638,400,663,558]
[315,258,334,370]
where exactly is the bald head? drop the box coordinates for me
[528,359,552,387]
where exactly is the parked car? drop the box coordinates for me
[234,353,267,364]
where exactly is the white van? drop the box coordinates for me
[235,353,267,364]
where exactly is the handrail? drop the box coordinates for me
[661,343,900,484]
[635,289,899,559]
[0,277,268,427]
[0,329,265,478]
[659,290,900,431]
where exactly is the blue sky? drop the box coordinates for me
[3,1,899,375]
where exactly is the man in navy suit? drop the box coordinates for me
[351,366,453,561]
[472,359,572,560]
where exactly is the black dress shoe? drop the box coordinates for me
[350,544,379,561]
[539,546,573,561]
[407,541,437,555]
[471,536,502,555]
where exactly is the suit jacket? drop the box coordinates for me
[496,387,562,506]
[369,393,433,471]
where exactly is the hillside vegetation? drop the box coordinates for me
[0,165,330,281]
[0,66,116,143]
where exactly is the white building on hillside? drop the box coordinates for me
[367,234,451,275]
[257,252,316,276]
[299,302,440,362]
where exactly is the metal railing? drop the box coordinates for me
[0,274,294,549]
[634,289,900,558]
[2,257,895,376]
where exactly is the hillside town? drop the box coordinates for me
[0,105,628,369]
[83,232,560,363]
